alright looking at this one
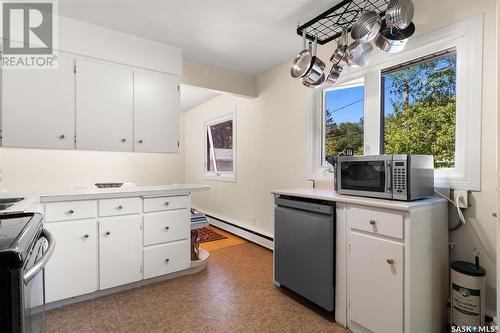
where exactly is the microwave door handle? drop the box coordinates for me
[385,161,392,192]
[24,228,56,284]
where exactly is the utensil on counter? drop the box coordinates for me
[385,0,414,30]
[301,36,326,88]
[291,30,313,78]
[345,41,373,67]
[351,11,382,43]
[375,21,415,53]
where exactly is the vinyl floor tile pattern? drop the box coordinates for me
[44,242,348,333]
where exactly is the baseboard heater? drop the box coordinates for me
[204,214,274,250]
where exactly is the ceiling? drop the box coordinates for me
[58,0,335,75]
[180,85,221,112]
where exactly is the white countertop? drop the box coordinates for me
[271,188,445,212]
[0,184,210,212]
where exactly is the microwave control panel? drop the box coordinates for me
[393,161,407,194]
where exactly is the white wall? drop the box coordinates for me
[184,0,498,314]
[0,16,186,191]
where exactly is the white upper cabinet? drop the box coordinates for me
[75,58,134,152]
[133,70,180,153]
[2,54,76,149]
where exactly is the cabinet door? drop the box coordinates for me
[133,70,180,152]
[349,232,404,333]
[2,54,75,149]
[44,219,98,303]
[99,215,142,289]
[75,58,133,151]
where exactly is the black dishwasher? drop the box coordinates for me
[274,196,335,312]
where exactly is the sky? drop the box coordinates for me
[324,85,364,124]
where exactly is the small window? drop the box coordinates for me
[381,49,457,169]
[322,82,365,163]
[204,113,236,182]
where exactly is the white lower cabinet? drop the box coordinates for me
[44,219,98,303]
[99,215,143,289]
[144,240,190,279]
[349,232,404,333]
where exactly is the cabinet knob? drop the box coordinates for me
[165,202,170,206]
[117,205,123,210]
[67,209,74,215]
[83,234,89,239]
[59,134,65,139]
[165,226,170,231]
[105,231,111,236]
[121,138,127,143]
[165,258,170,263]
[386,258,394,265]
[369,219,376,225]
[138,140,143,144]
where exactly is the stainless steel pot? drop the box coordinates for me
[291,30,313,78]
[385,0,414,30]
[325,64,343,87]
[351,11,382,43]
[301,37,326,87]
[302,72,326,88]
[345,41,373,67]
[375,21,415,53]
[330,28,348,67]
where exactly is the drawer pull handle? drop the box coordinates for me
[59,134,65,139]
[386,258,394,265]
[138,139,143,144]
[105,231,111,236]
[83,234,89,239]
[165,226,170,231]
[121,138,127,143]
[117,205,123,210]
[165,202,170,206]
[68,209,74,215]
[165,258,170,263]
[369,220,376,225]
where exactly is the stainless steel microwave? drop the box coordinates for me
[336,155,434,201]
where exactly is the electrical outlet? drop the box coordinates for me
[453,189,469,208]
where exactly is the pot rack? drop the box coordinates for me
[297,0,390,45]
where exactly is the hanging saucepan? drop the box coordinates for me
[375,21,415,53]
[385,0,414,30]
[301,36,326,88]
[330,27,348,67]
[351,11,382,43]
[325,64,343,87]
[345,41,373,67]
[291,30,313,78]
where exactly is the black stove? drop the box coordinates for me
[0,212,55,333]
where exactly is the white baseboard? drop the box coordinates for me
[208,216,274,250]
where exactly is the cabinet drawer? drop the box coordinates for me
[143,195,189,212]
[144,210,189,246]
[349,205,404,239]
[45,200,97,222]
[143,240,189,279]
[99,197,141,217]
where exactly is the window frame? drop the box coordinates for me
[203,110,237,182]
[310,15,483,191]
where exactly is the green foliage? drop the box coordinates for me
[384,53,457,168]
[325,114,363,156]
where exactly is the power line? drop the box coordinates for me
[328,98,364,113]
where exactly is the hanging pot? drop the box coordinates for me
[325,64,343,87]
[330,27,348,67]
[351,11,382,43]
[375,21,415,53]
[345,41,373,67]
[301,36,326,87]
[291,30,313,78]
[385,0,414,30]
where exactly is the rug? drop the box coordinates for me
[197,227,228,243]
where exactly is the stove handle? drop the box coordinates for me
[24,228,56,284]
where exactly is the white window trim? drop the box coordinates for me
[310,15,483,191]
[203,110,237,183]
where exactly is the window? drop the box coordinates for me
[322,82,365,162]
[382,49,457,169]
[204,112,236,182]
